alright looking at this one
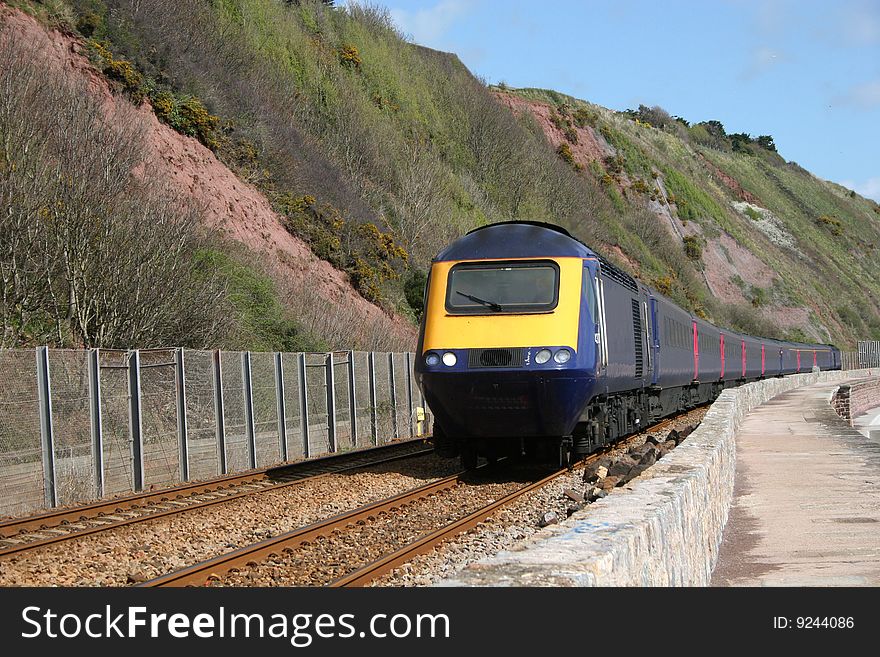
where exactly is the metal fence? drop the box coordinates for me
[842,341,880,370]
[0,347,431,518]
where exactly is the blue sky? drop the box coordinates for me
[379,0,880,201]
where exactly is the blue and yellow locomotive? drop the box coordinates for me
[415,221,840,467]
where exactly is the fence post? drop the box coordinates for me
[242,351,257,469]
[326,353,337,453]
[36,346,57,508]
[213,350,227,476]
[348,351,358,445]
[298,353,310,459]
[175,348,189,483]
[405,352,414,438]
[275,352,288,462]
[388,352,398,441]
[127,350,144,492]
[88,348,104,498]
[368,352,378,445]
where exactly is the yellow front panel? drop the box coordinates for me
[422,257,583,353]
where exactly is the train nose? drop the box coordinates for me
[420,370,595,438]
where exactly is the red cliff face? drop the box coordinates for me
[2,6,416,349]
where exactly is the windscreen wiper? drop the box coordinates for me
[456,290,503,312]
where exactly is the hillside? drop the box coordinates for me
[496,89,880,344]
[2,0,879,350]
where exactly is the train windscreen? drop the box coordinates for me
[445,260,559,314]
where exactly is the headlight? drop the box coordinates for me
[425,352,440,366]
[535,349,552,364]
[442,352,457,366]
[554,349,571,364]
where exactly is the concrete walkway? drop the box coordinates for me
[712,379,880,586]
[853,405,880,440]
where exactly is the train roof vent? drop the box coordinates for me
[596,255,638,292]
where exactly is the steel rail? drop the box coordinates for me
[328,467,568,587]
[139,470,468,587]
[138,413,690,588]
[0,440,431,557]
[332,418,680,587]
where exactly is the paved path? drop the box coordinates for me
[853,404,880,440]
[712,379,880,586]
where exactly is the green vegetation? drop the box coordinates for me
[816,214,844,236]
[85,39,222,150]
[661,166,728,226]
[194,249,326,352]
[744,206,762,221]
[403,269,428,319]
[49,0,624,311]
[682,235,703,262]
[8,0,880,350]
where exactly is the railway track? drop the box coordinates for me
[333,417,679,588]
[0,439,432,558]
[142,417,679,588]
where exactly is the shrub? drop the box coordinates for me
[744,206,762,221]
[346,223,408,303]
[603,154,624,174]
[572,107,597,128]
[816,214,843,236]
[653,275,673,295]
[151,90,221,151]
[404,269,428,318]
[556,142,575,165]
[549,111,566,131]
[630,179,651,194]
[683,235,702,261]
[749,285,767,307]
[756,135,777,152]
[76,11,102,37]
[87,40,145,103]
[338,43,362,68]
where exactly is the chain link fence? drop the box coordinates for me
[0,347,430,517]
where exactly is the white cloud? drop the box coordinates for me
[835,79,880,109]
[839,176,880,202]
[388,0,471,47]
[740,46,785,80]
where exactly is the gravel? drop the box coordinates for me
[0,453,458,587]
[372,407,708,586]
[0,409,706,587]
[219,472,543,587]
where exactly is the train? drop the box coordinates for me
[414,221,840,467]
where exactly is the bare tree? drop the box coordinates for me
[0,27,230,348]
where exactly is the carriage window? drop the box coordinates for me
[583,267,599,323]
[445,260,559,315]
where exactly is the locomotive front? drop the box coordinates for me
[415,222,601,463]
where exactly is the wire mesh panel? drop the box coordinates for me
[250,351,280,468]
[333,354,353,451]
[858,341,880,367]
[280,354,303,460]
[221,351,249,473]
[393,352,411,440]
[139,350,180,489]
[373,354,394,444]
[352,351,373,447]
[305,353,330,456]
[0,349,44,516]
[99,350,133,496]
[47,350,93,506]
[183,350,220,480]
